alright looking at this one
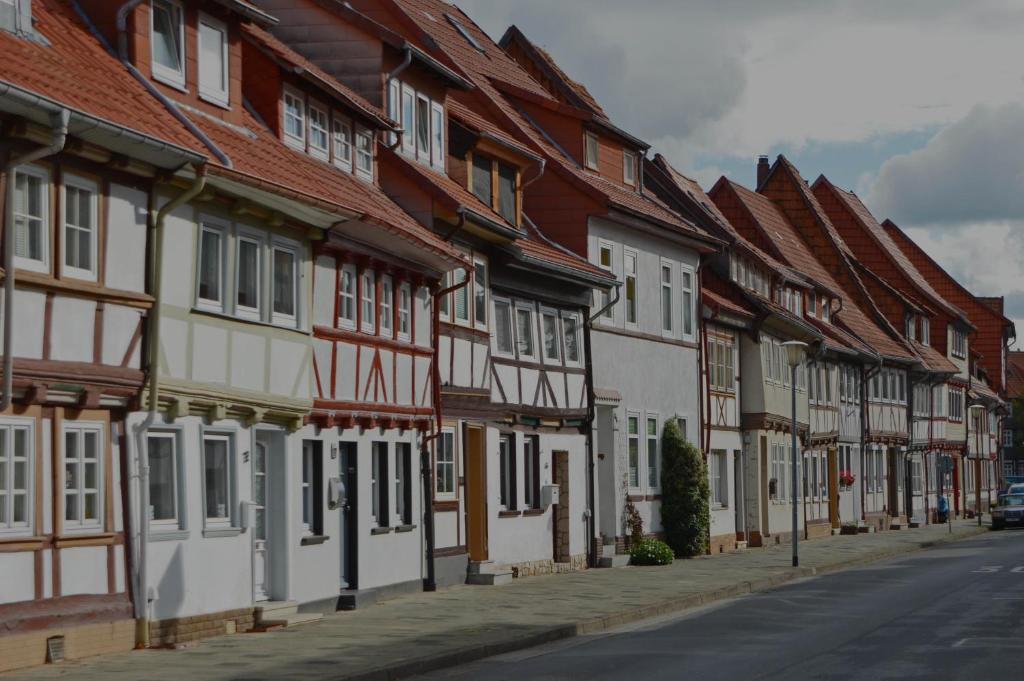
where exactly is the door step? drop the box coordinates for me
[254,601,323,629]
[467,561,513,585]
[598,542,630,567]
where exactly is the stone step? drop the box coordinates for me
[467,561,506,575]
[735,541,748,551]
[466,570,513,586]
[255,601,298,621]
[601,544,618,558]
[260,612,323,628]
[597,554,630,568]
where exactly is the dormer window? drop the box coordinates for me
[390,79,445,171]
[198,13,229,107]
[906,315,916,342]
[921,317,930,346]
[584,132,599,171]
[623,150,636,187]
[821,298,830,323]
[332,116,353,171]
[308,102,330,160]
[808,291,817,318]
[446,13,485,53]
[151,0,186,89]
[470,154,519,225]
[355,127,374,181]
[283,88,305,149]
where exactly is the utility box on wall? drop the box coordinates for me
[541,485,560,507]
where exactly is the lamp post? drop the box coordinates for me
[782,341,807,568]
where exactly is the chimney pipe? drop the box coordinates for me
[757,155,770,189]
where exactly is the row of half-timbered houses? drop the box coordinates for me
[0,0,1015,672]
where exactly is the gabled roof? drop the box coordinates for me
[241,23,396,130]
[0,0,206,160]
[447,96,541,162]
[702,270,757,321]
[1007,352,1024,398]
[712,178,914,362]
[813,177,969,325]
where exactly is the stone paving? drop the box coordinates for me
[4,521,988,681]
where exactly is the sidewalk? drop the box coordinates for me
[5,521,987,681]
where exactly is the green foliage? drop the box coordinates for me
[629,538,674,566]
[659,419,710,557]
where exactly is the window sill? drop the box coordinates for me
[0,536,46,552]
[370,527,392,535]
[203,527,243,538]
[198,92,231,110]
[300,534,330,546]
[498,510,520,518]
[190,307,307,336]
[152,71,188,94]
[394,524,416,533]
[521,508,545,517]
[149,530,189,542]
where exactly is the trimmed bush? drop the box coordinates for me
[659,419,710,557]
[629,538,674,566]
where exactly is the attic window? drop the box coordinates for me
[584,132,599,171]
[151,0,186,88]
[623,150,636,186]
[445,14,485,53]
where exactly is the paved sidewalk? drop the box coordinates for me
[5,521,987,681]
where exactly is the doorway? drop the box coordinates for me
[464,425,488,562]
[552,450,570,563]
[759,436,769,537]
[339,442,357,590]
[733,449,745,541]
[252,437,270,602]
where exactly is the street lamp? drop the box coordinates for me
[782,340,807,568]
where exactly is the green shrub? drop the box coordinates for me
[659,419,710,557]
[629,538,674,566]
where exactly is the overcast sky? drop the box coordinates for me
[458,0,1024,342]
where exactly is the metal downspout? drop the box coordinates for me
[1,108,69,412]
[132,166,207,648]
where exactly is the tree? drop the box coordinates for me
[659,419,709,557]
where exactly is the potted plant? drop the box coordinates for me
[839,470,855,490]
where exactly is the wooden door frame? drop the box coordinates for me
[464,424,488,562]
[827,446,839,529]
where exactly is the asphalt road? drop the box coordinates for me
[412,529,1024,681]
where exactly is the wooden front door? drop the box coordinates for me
[887,448,899,517]
[759,436,769,537]
[552,450,570,563]
[464,425,488,562]
[827,446,839,529]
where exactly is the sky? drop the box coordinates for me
[456,0,1024,342]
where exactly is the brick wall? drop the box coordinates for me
[149,608,255,648]
[0,619,134,674]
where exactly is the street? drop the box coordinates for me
[413,529,1024,681]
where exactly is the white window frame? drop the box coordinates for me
[380,274,394,337]
[452,267,470,326]
[307,100,330,161]
[627,412,641,490]
[360,268,376,334]
[561,312,582,367]
[584,131,599,171]
[808,290,817,318]
[921,317,930,346]
[540,307,561,365]
[492,297,515,358]
[145,430,182,533]
[498,434,515,511]
[332,114,353,172]
[595,240,615,321]
[196,219,227,313]
[0,419,34,536]
[435,428,457,500]
[355,126,374,181]
[430,101,445,170]
[60,173,99,282]
[397,282,412,341]
[12,164,50,274]
[660,261,673,335]
[473,256,488,331]
[681,264,696,340]
[197,13,229,107]
[387,79,401,146]
[623,150,636,186]
[201,431,235,528]
[150,0,186,90]
[270,239,300,328]
[282,87,306,150]
[821,298,830,323]
[624,248,639,329]
[62,422,104,531]
[415,93,431,161]
[400,84,416,156]
[234,230,263,322]
[709,450,727,508]
[514,302,538,361]
[338,263,357,330]
[646,414,660,490]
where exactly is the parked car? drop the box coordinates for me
[991,494,1024,530]
[1007,484,1024,495]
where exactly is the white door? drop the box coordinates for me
[253,440,270,602]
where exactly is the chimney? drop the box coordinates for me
[756,156,770,189]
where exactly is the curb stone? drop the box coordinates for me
[329,525,988,681]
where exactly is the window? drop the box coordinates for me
[338,264,357,329]
[436,429,456,498]
[562,313,581,365]
[523,436,540,510]
[431,102,445,170]
[1004,429,1013,448]
[624,250,638,326]
[951,327,967,359]
[453,268,469,324]
[355,127,374,180]
[661,264,673,333]
[596,242,614,318]
[647,417,659,488]
[771,442,784,501]
[0,422,32,533]
[471,154,492,207]
[474,258,488,329]
[146,433,178,529]
[584,132,599,170]
[499,434,516,510]
[808,291,817,318]
[12,165,49,272]
[283,89,305,147]
[380,275,394,336]
[202,434,232,525]
[398,283,411,339]
[710,338,735,392]
[821,299,830,323]
[63,425,102,528]
[898,373,906,404]
[708,448,730,508]
[301,441,323,536]
[401,86,415,155]
[395,443,412,526]
[627,415,640,488]
[61,175,98,280]
[308,103,329,159]
[151,0,185,87]
[623,150,636,186]
[493,298,514,356]
[681,266,695,338]
[446,13,486,53]
[235,235,261,320]
[515,305,536,359]
[360,269,375,333]
[332,116,353,170]
[497,163,517,224]
[470,155,520,226]
[272,246,297,324]
[371,442,389,527]
[198,14,229,106]
[921,317,930,346]
[416,95,431,158]
[541,310,560,362]
[197,224,224,311]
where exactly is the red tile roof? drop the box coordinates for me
[813,178,968,323]
[447,97,539,161]
[1007,352,1024,397]
[703,271,757,320]
[0,0,206,155]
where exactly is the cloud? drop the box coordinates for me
[865,102,1024,226]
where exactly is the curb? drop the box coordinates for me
[331,526,988,681]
